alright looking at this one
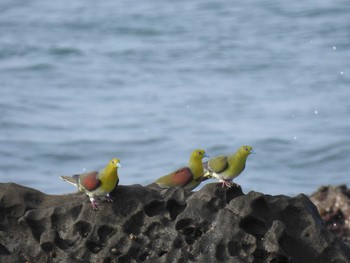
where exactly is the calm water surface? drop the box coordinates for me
[1,0,349,195]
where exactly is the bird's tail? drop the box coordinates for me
[59,175,78,187]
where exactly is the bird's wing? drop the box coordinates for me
[78,171,101,191]
[207,155,229,174]
[156,167,193,187]
[172,167,193,186]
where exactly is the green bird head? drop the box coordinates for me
[109,158,122,168]
[190,149,209,161]
[238,146,255,156]
[187,149,209,185]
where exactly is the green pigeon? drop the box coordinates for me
[60,158,121,210]
[203,146,254,188]
[153,149,209,191]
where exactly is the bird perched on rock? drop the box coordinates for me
[152,149,209,191]
[203,146,254,188]
[60,158,121,210]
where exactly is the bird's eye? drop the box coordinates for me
[245,147,248,151]
[198,151,202,155]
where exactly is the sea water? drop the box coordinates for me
[1,0,349,195]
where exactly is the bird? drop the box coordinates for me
[60,158,121,210]
[152,149,209,191]
[203,146,254,188]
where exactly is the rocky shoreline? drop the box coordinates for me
[0,183,349,262]
[310,185,350,247]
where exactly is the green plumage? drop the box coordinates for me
[154,149,208,191]
[60,158,121,210]
[205,155,229,174]
[203,146,254,187]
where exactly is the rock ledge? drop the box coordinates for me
[0,183,349,263]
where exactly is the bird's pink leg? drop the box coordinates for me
[221,180,241,188]
[224,181,240,188]
[90,197,99,210]
[222,180,233,188]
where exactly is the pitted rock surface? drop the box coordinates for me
[310,185,350,246]
[0,183,349,263]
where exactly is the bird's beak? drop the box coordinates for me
[116,163,122,168]
[203,153,209,158]
[250,150,256,154]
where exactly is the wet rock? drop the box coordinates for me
[0,182,349,262]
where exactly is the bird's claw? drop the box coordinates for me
[105,196,114,203]
[89,194,114,210]
[105,193,114,203]
[221,181,233,188]
[221,180,240,188]
[91,201,99,210]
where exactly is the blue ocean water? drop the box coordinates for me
[0,0,349,196]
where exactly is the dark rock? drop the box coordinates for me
[310,185,350,246]
[0,182,349,263]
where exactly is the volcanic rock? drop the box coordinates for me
[0,183,349,263]
[310,185,350,246]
